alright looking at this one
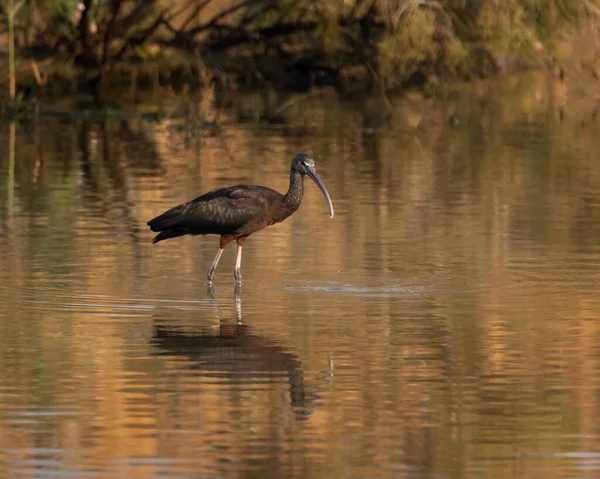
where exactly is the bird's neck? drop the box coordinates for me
[283,170,304,211]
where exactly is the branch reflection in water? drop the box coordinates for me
[150,285,328,419]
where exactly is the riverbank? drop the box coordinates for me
[1,0,598,104]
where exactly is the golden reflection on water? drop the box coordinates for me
[0,73,600,478]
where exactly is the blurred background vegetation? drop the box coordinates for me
[0,0,600,99]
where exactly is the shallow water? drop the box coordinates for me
[1,74,600,478]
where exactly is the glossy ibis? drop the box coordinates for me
[147,153,334,284]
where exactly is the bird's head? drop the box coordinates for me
[292,153,316,175]
[291,153,334,218]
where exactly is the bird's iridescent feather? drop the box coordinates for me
[148,185,282,243]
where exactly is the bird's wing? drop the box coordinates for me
[148,185,281,235]
[183,186,275,231]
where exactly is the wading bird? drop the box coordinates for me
[147,153,334,284]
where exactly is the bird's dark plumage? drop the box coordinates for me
[147,153,334,284]
[148,185,287,243]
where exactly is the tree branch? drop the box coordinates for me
[102,0,124,66]
[198,13,384,52]
[185,0,257,37]
[203,21,318,51]
[180,0,213,31]
[114,11,167,61]
[78,0,94,59]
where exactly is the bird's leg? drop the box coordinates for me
[234,246,242,283]
[234,283,242,324]
[234,237,247,284]
[207,249,223,284]
[207,236,234,284]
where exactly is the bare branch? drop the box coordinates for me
[78,0,94,59]
[102,0,124,66]
[170,0,197,20]
[115,2,156,36]
[185,0,256,37]
[114,10,167,61]
[203,20,318,51]
[180,0,213,31]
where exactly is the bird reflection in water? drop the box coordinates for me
[151,285,322,418]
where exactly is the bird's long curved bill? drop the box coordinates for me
[306,167,335,218]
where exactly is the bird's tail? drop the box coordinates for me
[150,230,179,244]
[148,204,189,244]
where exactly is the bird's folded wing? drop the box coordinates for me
[184,190,265,229]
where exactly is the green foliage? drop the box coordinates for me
[378,8,437,84]
[476,2,537,52]
[229,0,599,87]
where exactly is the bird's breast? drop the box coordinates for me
[271,204,297,224]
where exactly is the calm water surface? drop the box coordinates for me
[1,75,600,478]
